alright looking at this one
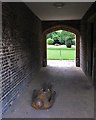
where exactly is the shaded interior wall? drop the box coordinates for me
[41,20,80,67]
[42,20,80,32]
[0,1,2,118]
[1,2,42,113]
[93,17,96,88]
[80,2,96,84]
[80,21,87,74]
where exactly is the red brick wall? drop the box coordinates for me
[42,20,80,32]
[80,21,87,74]
[2,2,42,113]
[80,2,96,85]
[93,19,96,88]
[0,1,2,118]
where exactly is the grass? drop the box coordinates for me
[47,45,76,60]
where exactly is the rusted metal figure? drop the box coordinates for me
[32,82,56,110]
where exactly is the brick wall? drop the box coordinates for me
[93,19,96,88]
[42,20,80,33]
[80,21,87,74]
[1,2,42,113]
[80,2,96,83]
[0,1,2,119]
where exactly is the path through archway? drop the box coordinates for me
[46,30,76,67]
[41,25,80,67]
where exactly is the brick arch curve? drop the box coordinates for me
[41,25,80,67]
[43,25,80,36]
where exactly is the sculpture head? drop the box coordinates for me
[41,82,52,92]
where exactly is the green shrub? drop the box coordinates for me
[47,38,54,45]
[72,39,76,45]
[65,36,72,48]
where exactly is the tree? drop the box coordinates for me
[46,33,53,39]
[65,36,72,48]
[46,30,76,45]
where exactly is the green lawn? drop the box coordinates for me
[47,45,76,60]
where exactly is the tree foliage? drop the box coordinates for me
[47,30,76,45]
[47,38,54,45]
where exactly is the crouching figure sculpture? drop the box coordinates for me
[32,82,56,110]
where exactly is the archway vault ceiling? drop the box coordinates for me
[25,2,94,21]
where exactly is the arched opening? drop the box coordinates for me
[46,30,76,67]
[41,25,80,67]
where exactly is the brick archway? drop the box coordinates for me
[41,25,80,67]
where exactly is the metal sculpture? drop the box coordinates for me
[32,82,56,110]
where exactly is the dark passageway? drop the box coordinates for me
[0,1,96,119]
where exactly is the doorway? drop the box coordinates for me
[46,30,76,67]
[41,25,80,67]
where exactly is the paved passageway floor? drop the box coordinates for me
[3,62,94,118]
[47,60,75,67]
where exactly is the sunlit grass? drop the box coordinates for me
[47,45,76,60]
